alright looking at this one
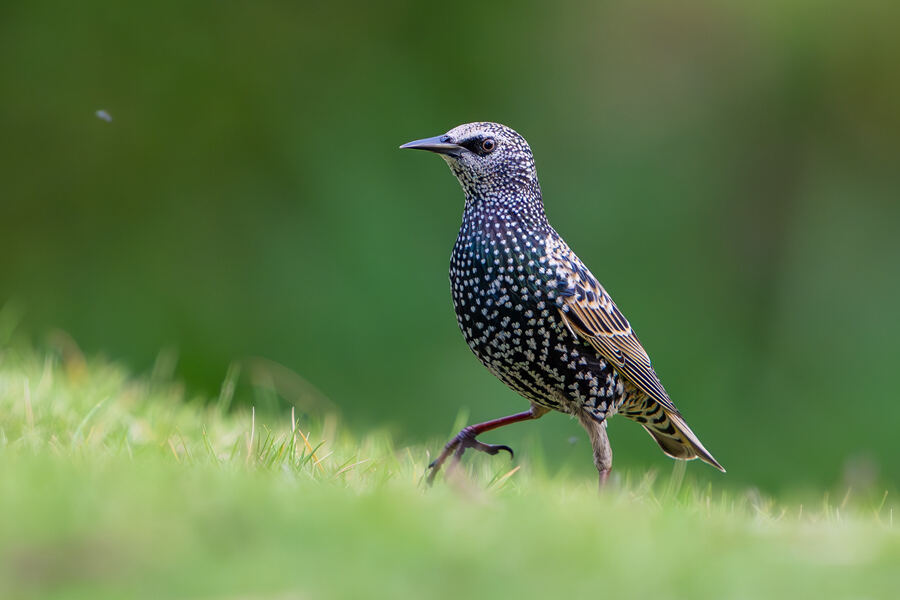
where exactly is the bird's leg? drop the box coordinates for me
[594,424,612,488]
[426,405,548,485]
[578,412,613,489]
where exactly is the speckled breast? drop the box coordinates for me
[449,224,626,420]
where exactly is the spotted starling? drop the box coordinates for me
[401,122,724,485]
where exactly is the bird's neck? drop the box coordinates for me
[460,183,551,239]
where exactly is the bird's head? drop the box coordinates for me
[401,122,539,201]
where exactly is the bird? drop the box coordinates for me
[401,122,724,486]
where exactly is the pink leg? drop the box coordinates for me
[426,405,548,485]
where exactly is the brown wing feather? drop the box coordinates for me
[560,300,677,414]
[543,235,725,472]
[545,236,677,414]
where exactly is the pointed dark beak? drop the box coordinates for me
[399,134,464,157]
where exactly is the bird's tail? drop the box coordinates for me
[622,400,725,472]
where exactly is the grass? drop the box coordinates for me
[0,346,898,600]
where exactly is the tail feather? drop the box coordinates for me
[623,398,725,472]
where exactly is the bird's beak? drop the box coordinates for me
[399,134,464,157]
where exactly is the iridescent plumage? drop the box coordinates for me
[401,122,723,484]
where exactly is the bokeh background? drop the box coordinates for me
[2,0,898,492]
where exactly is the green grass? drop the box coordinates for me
[1,347,897,600]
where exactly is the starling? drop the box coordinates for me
[401,122,724,485]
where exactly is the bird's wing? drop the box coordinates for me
[543,235,678,414]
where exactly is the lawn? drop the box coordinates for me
[0,346,897,600]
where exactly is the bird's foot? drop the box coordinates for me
[425,426,514,485]
[598,468,611,489]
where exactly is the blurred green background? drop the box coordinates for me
[2,0,898,492]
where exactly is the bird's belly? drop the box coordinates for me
[450,272,625,418]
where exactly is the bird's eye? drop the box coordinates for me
[481,138,496,153]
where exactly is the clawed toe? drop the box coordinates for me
[425,429,515,485]
[464,440,514,458]
[423,409,543,486]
